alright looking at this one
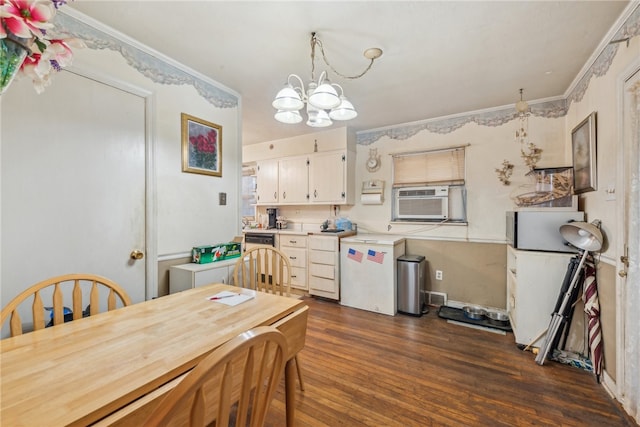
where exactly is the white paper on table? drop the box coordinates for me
[206,290,256,306]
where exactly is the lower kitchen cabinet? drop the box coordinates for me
[507,245,575,346]
[308,234,340,300]
[278,233,308,290]
[169,258,240,294]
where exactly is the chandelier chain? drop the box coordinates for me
[311,34,375,80]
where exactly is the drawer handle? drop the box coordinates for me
[292,275,297,278]
[290,256,297,260]
[290,240,296,244]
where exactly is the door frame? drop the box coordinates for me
[614,57,640,401]
[66,64,158,300]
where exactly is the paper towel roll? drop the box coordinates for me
[361,193,383,204]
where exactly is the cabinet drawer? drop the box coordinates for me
[309,275,336,292]
[309,236,338,251]
[280,235,307,248]
[194,266,229,286]
[309,263,335,280]
[283,247,306,268]
[309,250,335,265]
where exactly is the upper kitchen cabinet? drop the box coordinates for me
[309,150,355,205]
[256,156,309,205]
[255,159,279,204]
[247,127,356,206]
[278,156,309,204]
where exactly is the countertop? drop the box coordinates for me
[340,234,406,245]
[243,228,356,238]
[243,228,309,235]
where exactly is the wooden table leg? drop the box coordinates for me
[285,358,296,427]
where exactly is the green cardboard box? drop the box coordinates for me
[192,242,242,264]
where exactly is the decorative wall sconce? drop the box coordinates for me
[521,142,543,171]
[495,160,514,185]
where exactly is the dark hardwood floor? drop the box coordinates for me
[266,297,636,426]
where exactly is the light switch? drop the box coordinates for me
[219,192,227,205]
[605,183,616,201]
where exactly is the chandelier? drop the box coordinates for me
[515,88,542,170]
[272,32,383,128]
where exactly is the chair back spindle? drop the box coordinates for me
[1,274,131,337]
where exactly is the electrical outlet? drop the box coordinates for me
[436,270,443,280]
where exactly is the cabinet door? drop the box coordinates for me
[279,156,308,204]
[193,265,229,286]
[256,160,278,204]
[309,151,346,204]
[508,247,573,346]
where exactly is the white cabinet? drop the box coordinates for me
[340,235,406,315]
[256,159,279,204]
[308,150,355,205]
[506,245,574,346]
[169,258,240,294]
[256,157,309,205]
[256,149,355,206]
[278,233,308,290]
[308,234,341,300]
[278,156,309,204]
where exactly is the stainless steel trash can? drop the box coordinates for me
[397,255,426,316]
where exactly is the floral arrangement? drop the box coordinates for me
[189,127,218,170]
[0,0,82,94]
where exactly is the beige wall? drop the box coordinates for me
[157,257,192,297]
[406,240,506,308]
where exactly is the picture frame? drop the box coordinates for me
[181,113,222,177]
[571,111,597,194]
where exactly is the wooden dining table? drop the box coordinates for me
[0,283,308,426]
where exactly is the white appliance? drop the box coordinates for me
[506,210,584,253]
[394,186,448,219]
[340,234,406,315]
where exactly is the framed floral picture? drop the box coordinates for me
[571,111,597,194]
[181,113,222,177]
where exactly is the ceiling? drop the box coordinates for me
[68,1,629,146]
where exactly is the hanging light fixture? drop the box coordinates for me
[515,88,529,145]
[272,32,382,128]
[514,88,542,170]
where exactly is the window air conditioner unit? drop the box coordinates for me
[395,186,449,220]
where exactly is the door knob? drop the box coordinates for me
[130,250,144,260]
[618,270,627,278]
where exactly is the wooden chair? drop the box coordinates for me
[1,273,132,337]
[233,245,305,391]
[143,326,287,427]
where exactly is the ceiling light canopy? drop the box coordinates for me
[272,32,382,128]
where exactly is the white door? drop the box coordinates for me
[1,70,147,305]
[618,65,639,416]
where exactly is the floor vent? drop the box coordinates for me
[426,291,447,307]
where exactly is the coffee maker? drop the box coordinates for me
[266,208,278,229]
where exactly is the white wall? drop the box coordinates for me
[347,116,566,240]
[0,13,242,304]
[72,48,242,257]
[563,36,640,261]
